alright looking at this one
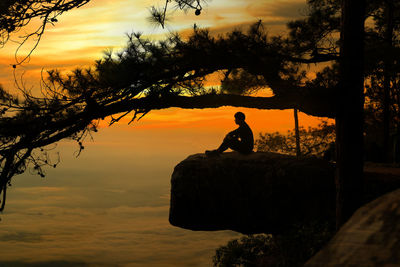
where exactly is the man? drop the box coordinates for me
[206,112,254,156]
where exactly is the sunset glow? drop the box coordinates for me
[0,1,334,266]
[0,0,325,133]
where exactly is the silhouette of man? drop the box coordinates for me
[206,112,254,156]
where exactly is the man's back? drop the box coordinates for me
[237,122,254,151]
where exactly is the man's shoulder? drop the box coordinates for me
[239,122,253,134]
[243,122,252,131]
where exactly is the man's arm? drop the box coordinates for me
[227,128,240,138]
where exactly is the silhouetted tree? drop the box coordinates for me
[256,121,335,157]
[363,0,400,162]
[213,221,335,267]
[0,0,91,64]
[0,21,338,210]
[294,108,301,158]
[0,0,205,64]
[0,0,220,210]
[278,0,398,226]
[334,0,366,228]
[0,0,397,228]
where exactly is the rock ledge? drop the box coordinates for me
[169,152,335,234]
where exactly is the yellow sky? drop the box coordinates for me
[0,1,337,265]
[0,0,325,133]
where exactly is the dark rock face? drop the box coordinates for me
[169,152,336,234]
[305,188,400,266]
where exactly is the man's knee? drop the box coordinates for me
[228,141,252,154]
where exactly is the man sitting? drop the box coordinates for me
[206,112,254,156]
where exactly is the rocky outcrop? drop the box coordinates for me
[169,152,336,234]
[305,188,400,266]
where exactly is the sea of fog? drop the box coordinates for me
[0,108,320,266]
[0,120,243,267]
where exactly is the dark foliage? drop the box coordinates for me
[213,234,280,267]
[0,0,91,64]
[0,0,398,212]
[256,121,335,158]
[0,19,338,210]
[0,0,207,64]
[213,221,335,267]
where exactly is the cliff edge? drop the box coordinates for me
[169,152,335,234]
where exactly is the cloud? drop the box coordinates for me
[0,203,240,266]
[15,187,66,194]
[0,0,310,94]
[0,261,90,267]
[0,1,329,266]
[0,232,43,243]
[246,0,308,20]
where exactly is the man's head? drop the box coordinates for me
[234,112,246,125]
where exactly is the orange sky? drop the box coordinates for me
[0,0,329,136]
[0,1,337,265]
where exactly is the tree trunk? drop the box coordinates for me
[335,0,366,229]
[294,108,301,158]
[383,0,394,162]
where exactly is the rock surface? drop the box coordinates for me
[169,152,336,234]
[305,188,400,266]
